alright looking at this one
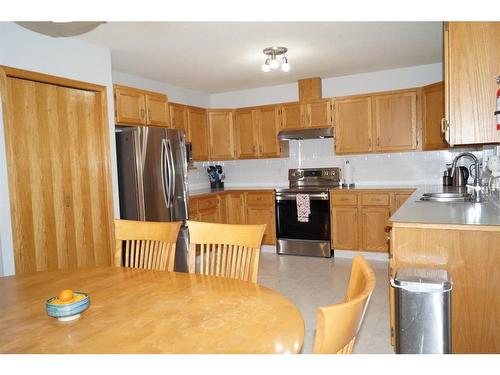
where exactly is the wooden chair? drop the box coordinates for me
[313,255,376,354]
[187,220,266,283]
[114,219,181,272]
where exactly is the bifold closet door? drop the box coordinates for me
[3,76,113,274]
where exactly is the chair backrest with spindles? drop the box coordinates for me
[313,255,376,354]
[114,219,181,272]
[187,221,266,283]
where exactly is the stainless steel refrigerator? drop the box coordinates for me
[115,126,190,272]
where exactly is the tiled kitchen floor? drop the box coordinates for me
[257,249,394,354]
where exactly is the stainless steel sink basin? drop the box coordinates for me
[420,192,472,202]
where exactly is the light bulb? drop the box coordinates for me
[281,62,290,72]
[261,63,271,72]
[269,58,279,70]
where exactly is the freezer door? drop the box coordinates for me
[115,127,144,220]
[166,129,189,221]
[143,127,172,221]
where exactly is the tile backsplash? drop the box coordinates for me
[188,138,486,190]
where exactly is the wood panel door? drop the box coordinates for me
[280,103,304,129]
[246,205,275,245]
[373,91,417,152]
[114,86,146,125]
[207,110,235,160]
[257,105,281,158]
[226,193,246,224]
[446,22,500,146]
[235,108,258,159]
[169,103,189,138]
[360,207,390,252]
[306,99,333,128]
[422,82,447,150]
[2,74,114,274]
[187,106,209,161]
[145,93,169,127]
[333,96,373,154]
[331,206,359,250]
[198,207,219,223]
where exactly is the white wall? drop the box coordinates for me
[210,63,443,108]
[112,70,211,108]
[0,22,119,276]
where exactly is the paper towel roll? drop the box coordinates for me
[344,160,353,185]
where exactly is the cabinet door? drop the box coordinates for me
[114,86,146,125]
[422,82,447,150]
[333,96,373,154]
[257,105,281,158]
[361,207,390,252]
[280,103,304,129]
[199,207,219,223]
[391,193,412,215]
[226,193,246,224]
[146,93,169,127]
[187,106,209,161]
[307,99,333,128]
[235,108,258,159]
[446,22,500,145]
[169,103,189,139]
[374,91,417,152]
[246,205,276,245]
[208,110,235,160]
[331,206,359,250]
[217,194,228,224]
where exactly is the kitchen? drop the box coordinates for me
[0,7,499,370]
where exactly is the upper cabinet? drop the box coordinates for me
[207,109,236,160]
[280,102,304,129]
[114,85,168,127]
[187,106,209,161]
[169,103,189,138]
[334,95,373,154]
[421,81,447,150]
[279,99,333,130]
[373,90,417,152]
[444,22,500,146]
[234,105,288,159]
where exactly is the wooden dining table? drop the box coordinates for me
[0,267,304,354]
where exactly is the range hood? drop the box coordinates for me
[277,127,334,141]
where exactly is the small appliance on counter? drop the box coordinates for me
[207,165,225,189]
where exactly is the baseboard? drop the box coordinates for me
[261,245,388,262]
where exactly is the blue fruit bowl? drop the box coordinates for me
[46,292,90,322]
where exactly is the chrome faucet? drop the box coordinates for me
[450,152,483,201]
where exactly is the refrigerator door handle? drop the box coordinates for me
[141,126,149,172]
[161,139,170,208]
[166,138,176,206]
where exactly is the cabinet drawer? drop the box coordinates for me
[331,193,358,206]
[246,192,274,206]
[197,196,217,211]
[361,193,390,206]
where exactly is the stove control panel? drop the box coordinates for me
[288,167,342,187]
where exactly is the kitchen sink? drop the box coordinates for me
[420,192,472,202]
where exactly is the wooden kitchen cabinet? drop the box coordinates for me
[421,81,447,150]
[331,205,359,250]
[114,84,169,127]
[256,105,285,158]
[187,106,209,161]
[169,103,189,138]
[305,99,334,128]
[207,109,236,160]
[373,90,417,152]
[246,191,276,245]
[444,22,500,146]
[333,95,373,154]
[280,102,304,129]
[390,191,414,215]
[235,108,258,159]
[360,206,390,252]
[225,192,246,224]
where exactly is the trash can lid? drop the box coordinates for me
[392,268,452,291]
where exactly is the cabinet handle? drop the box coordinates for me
[252,145,256,153]
[376,137,380,146]
[148,109,152,121]
[140,108,145,121]
[368,138,372,148]
[440,117,447,134]
[259,145,263,153]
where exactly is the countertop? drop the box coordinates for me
[389,185,500,227]
[189,185,286,197]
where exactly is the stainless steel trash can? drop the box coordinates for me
[391,268,452,354]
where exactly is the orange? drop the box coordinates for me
[58,289,74,303]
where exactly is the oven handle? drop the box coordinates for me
[275,193,329,201]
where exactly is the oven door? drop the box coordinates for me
[275,191,331,257]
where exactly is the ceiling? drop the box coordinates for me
[76,22,443,93]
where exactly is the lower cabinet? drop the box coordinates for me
[330,189,414,252]
[189,190,276,245]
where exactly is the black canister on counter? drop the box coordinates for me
[443,169,453,186]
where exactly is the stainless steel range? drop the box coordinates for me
[275,167,342,257]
